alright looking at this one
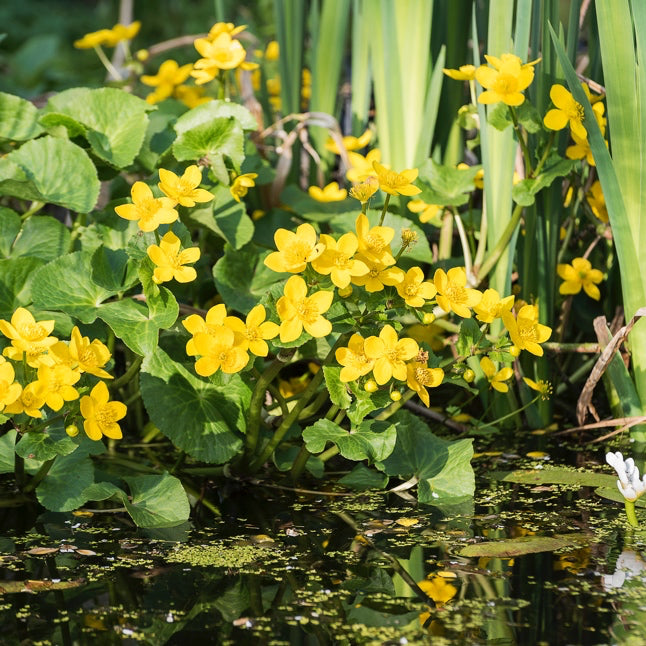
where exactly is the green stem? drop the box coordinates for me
[375,389,416,420]
[625,500,639,528]
[93,45,123,81]
[476,201,524,283]
[248,334,351,473]
[21,201,45,220]
[290,444,311,480]
[111,355,143,391]
[486,394,541,426]
[508,106,532,175]
[318,445,339,462]
[23,458,55,494]
[20,413,67,435]
[532,131,556,178]
[378,194,391,226]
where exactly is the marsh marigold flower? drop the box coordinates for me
[264,223,325,274]
[351,255,404,293]
[74,22,140,49]
[223,305,279,357]
[586,180,608,223]
[349,177,379,204]
[396,267,437,308]
[355,213,395,264]
[80,381,126,441]
[230,173,257,202]
[158,165,214,207]
[0,358,22,412]
[443,65,476,81]
[4,382,47,418]
[433,267,482,318]
[192,32,257,84]
[557,257,604,300]
[311,233,368,289]
[147,231,201,284]
[346,149,381,183]
[114,181,178,232]
[36,364,80,412]
[66,326,112,379]
[372,161,421,196]
[191,327,249,376]
[408,199,443,225]
[182,304,229,357]
[480,356,513,393]
[325,129,372,154]
[276,276,334,343]
[473,288,515,323]
[476,53,540,106]
[406,361,444,407]
[0,307,58,359]
[308,182,347,202]
[543,84,586,140]
[364,325,419,385]
[502,304,552,356]
[335,333,375,382]
[141,59,193,104]
[418,572,458,606]
[523,377,553,400]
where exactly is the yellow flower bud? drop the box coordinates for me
[422,312,436,324]
[509,345,521,357]
[65,424,80,437]
[135,49,149,62]
[390,390,402,402]
[462,368,475,383]
[364,379,378,393]
[337,285,353,298]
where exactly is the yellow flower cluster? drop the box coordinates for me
[0,309,125,440]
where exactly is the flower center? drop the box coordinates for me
[365,234,386,254]
[446,285,467,303]
[296,299,318,323]
[19,323,47,341]
[96,406,117,429]
[494,73,518,95]
[415,367,433,386]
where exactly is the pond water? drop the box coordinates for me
[2,438,645,645]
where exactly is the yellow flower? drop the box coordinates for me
[543,84,587,140]
[74,29,114,49]
[36,364,80,411]
[191,327,249,376]
[443,65,476,81]
[350,254,404,293]
[192,32,257,84]
[364,325,419,385]
[0,358,22,412]
[147,231,201,285]
[311,233,369,289]
[264,223,325,274]
[173,84,212,108]
[276,276,334,343]
[80,381,126,441]
[182,304,229,357]
[0,307,58,358]
[480,356,513,393]
[158,165,214,207]
[223,305,280,357]
[406,361,444,407]
[4,382,47,418]
[502,304,552,356]
[206,22,247,40]
[114,181,178,232]
[346,149,381,183]
[372,161,421,196]
[408,199,443,225]
[433,267,482,318]
[586,180,608,223]
[349,177,379,204]
[396,267,437,308]
[523,377,553,400]
[265,40,280,61]
[335,333,375,382]
[473,288,515,323]
[557,257,604,300]
[74,22,140,49]
[141,60,193,103]
[354,213,395,264]
[475,53,540,106]
[324,129,372,154]
[230,173,258,202]
[418,572,458,605]
[66,327,112,379]
[308,182,347,202]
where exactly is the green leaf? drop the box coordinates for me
[0,208,21,257]
[0,257,45,318]
[9,216,71,262]
[339,463,389,490]
[188,185,254,250]
[91,246,140,292]
[82,481,123,502]
[378,410,474,503]
[36,451,94,512]
[31,251,116,323]
[323,365,352,409]
[456,318,481,357]
[0,136,100,212]
[302,418,396,463]
[173,101,255,184]
[41,87,151,167]
[346,384,392,427]
[122,473,190,528]
[501,467,616,488]
[273,445,324,478]
[417,158,479,206]
[487,102,513,131]
[140,338,250,464]
[0,430,17,474]
[280,184,356,223]
[136,100,187,172]
[512,158,578,206]
[15,428,78,462]
[213,243,280,315]
[459,533,588,558]
[0,92,43,141]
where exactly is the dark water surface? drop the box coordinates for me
[1,442,645,645]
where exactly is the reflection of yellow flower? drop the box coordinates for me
[433,267,482,318]
[407,361,444,407]
[443,65,476,81]
[336,333,375,382]
[480,356,513,393]
[311,233,368,289]
[229,173,258,202]
[147,231,201,285]
[308,182,347,202]
[114,182,178,232]
[264,223,325,274]
[364,325,418,385]
[325,129,372,154]
[372,161,421,196]
[502,305,552,356]
[476,53,539,106]
[80,381,126,440]
[158,165,214,207]
[586,180,608,223]
[141,60,193,104]
[276,276,334,343]
[557,257,603,300]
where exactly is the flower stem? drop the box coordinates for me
[111,355,143,391]
[290,444,311,480]
[625,500,639,528]
[23,458,55,494]
[93,45,123,81]
[508,106,532,175]
[378,194,391,226]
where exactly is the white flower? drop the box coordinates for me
[606,451,646,501]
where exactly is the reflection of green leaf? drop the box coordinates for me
[502,467,616,488]
[0,136,99,212]
[0,430,17,474]
[379,410,474,503]
[303,419,396,463]
[140,338,250,463]
[459,533,589,558]
[274,445,324,478]
[595,487,646,508]
[0,257,45,318]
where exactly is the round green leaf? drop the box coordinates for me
[0,257,45,318]
[0,92,43,141]
[10,215,71,261]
